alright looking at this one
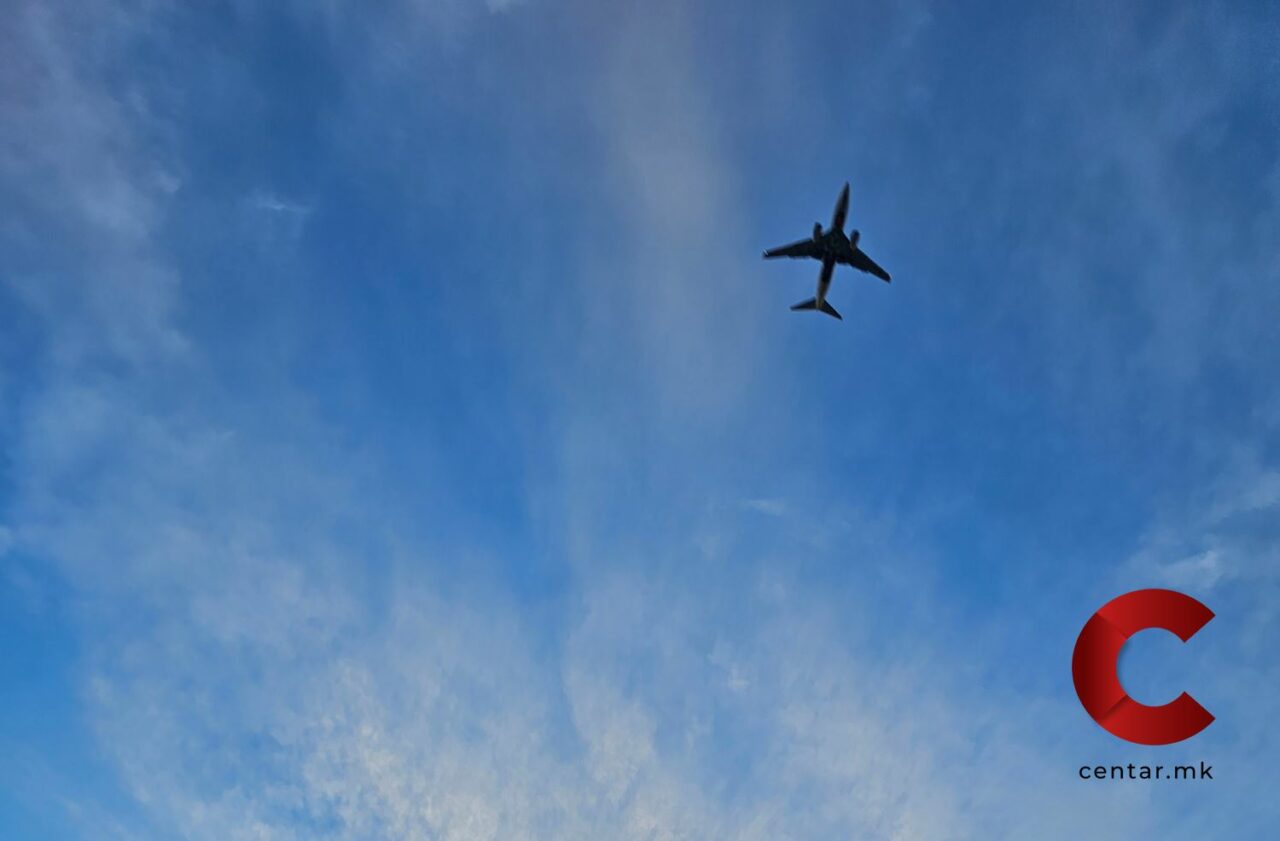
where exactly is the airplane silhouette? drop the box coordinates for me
[762,182,891,320]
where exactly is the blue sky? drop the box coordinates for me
[2,0,1278,838]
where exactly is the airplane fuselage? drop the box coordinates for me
[812,227,859,257]
[810,229,859,306]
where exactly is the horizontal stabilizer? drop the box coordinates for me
[789,298,843,320]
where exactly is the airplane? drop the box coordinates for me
[762,182,891,320]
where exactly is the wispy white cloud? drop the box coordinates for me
[1157,548,1229,591]
[248,192,312,217]
[738,497,788,517]
[1,1,186,366]
[1122,464,1280,597]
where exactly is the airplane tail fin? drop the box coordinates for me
[790,298,842,320]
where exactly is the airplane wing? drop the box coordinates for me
[842,247,892,282]
[763,238,821,260]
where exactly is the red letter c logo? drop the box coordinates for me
[1072,588,1214,745]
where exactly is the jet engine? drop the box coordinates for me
[813,222,823,240]
[850,229,860,247]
